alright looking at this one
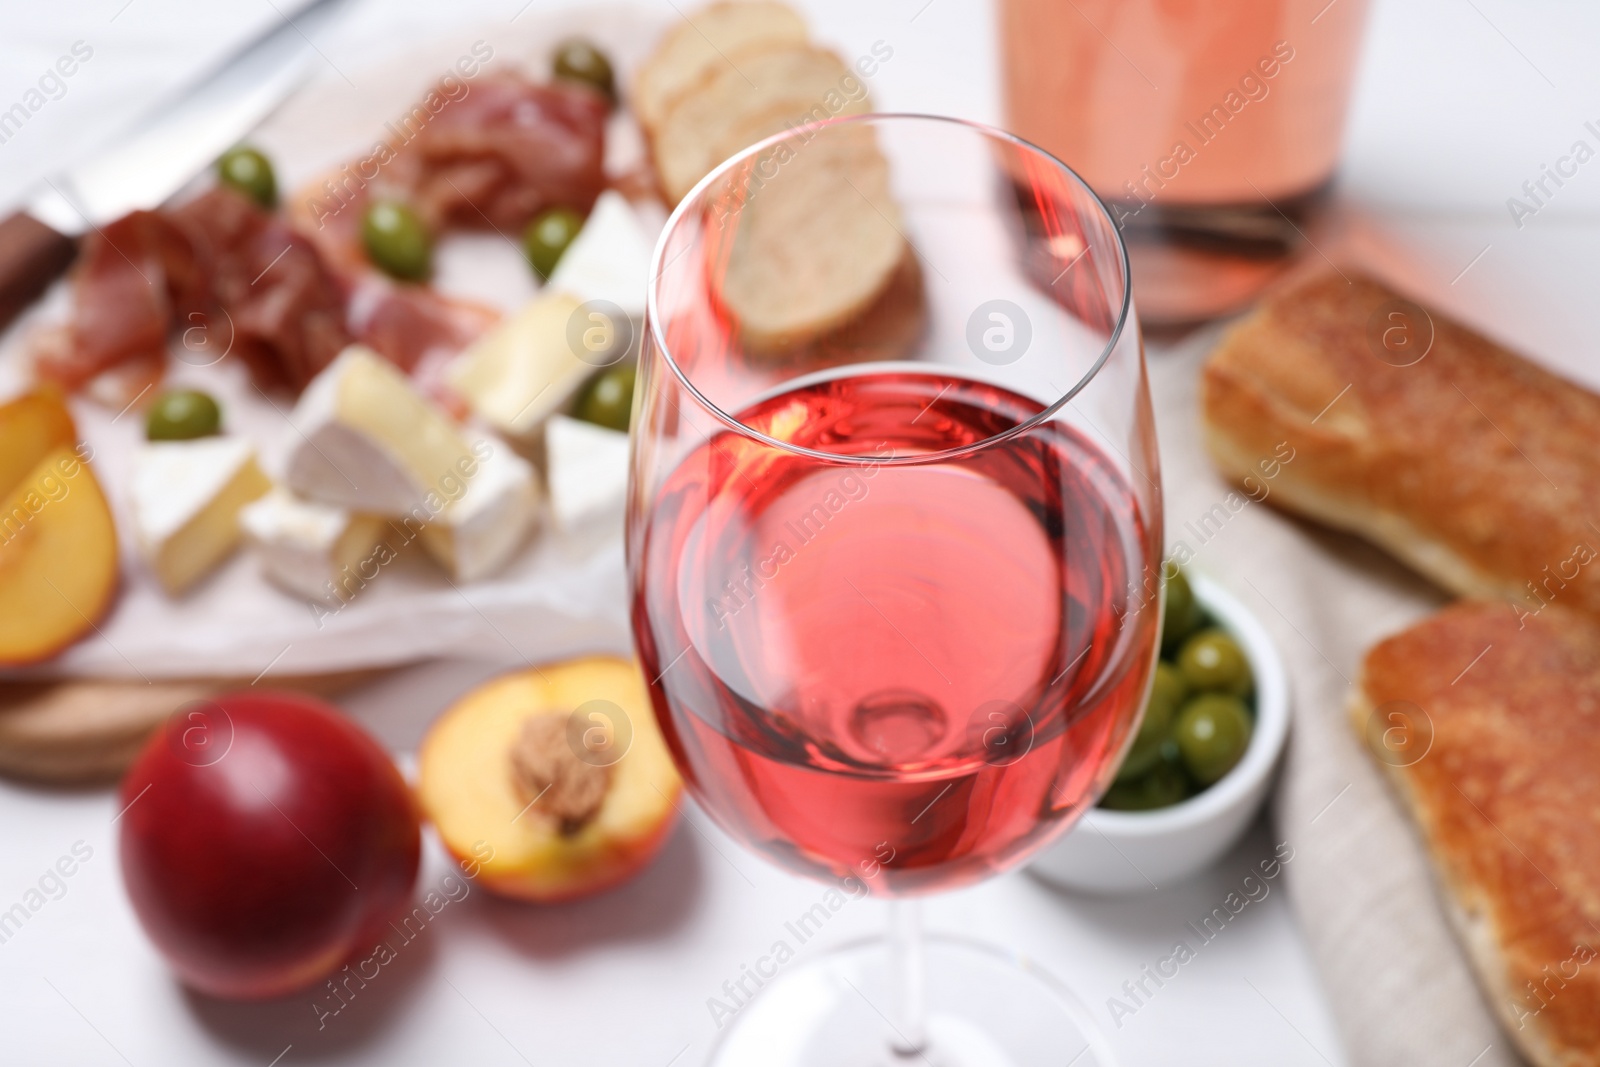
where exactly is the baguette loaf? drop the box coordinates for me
[1202,270,1600,623]
[1354,600,1600,1067]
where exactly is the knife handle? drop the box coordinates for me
[0,213,78,333]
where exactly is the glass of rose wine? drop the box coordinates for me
[628,114,1161,1065]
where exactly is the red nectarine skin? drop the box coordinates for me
[118,691,420,1000]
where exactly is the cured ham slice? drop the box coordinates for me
[296,75,608,249]
[35,73,606,397]
[35,210,204,389]
[397,74,608,232]
[37,190,351,394]
[345,275,497,374]
[170,189,351,391]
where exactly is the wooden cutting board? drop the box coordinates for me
[0,671,381,785]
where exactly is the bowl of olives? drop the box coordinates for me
[1029,565,1289,894]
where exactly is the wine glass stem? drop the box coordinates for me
[887,899,927,1055]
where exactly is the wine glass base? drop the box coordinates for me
[707,932,1119,1067]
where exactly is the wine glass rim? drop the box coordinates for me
[645,111,1134,467]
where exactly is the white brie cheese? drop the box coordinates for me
[420,439,540,582]
[131,437,271,595]
[545,415,630,534]
[286,345,476,518]
[239,488,388,603]
[446,291,593,440]
[548,189,654,320]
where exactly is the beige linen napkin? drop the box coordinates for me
[1147,328,1523,1067]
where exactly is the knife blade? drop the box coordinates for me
[0,0,351,330]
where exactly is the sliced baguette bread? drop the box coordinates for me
[652,44,869,204]
[630,1,808,134]
[708,121,905,351]
[1354,601,1600,1067]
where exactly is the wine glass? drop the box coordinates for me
[627,114,1160,1066]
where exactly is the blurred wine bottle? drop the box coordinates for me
[999,0,1370,325]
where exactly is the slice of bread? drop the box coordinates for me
[707,122,906,352]
[1354,601,1600,1067]
[630,1,808,134]
[1201,269,1600,622]
[652,44,870,205]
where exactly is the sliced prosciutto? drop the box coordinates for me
[396,74,608,231]
[345,275,497,375]
[36,210,204,388]
[35,73,606,398]
[169,188,351,391]
[297,74,608,249]
[37,189,352,394]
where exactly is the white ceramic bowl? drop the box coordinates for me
[1028,569,1290,895]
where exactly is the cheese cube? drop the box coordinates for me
[239,489,388,603]
[445,291,595,441]
[545,415,630,533]
[286,345,476,517]
[420,440,540,582]
[548,190,654,320]
[131,437,271,595]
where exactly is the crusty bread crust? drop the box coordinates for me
[1203,422,1520,604]
[1354,601,1600,1067]
[1201,270,1600,623]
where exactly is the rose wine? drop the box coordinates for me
[631,372,1158,894]
[1000,0,1369,204]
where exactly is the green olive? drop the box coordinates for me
[361,201,431,281]
[1177,627,1253,696]
[146,389,222,441]
[1161,563,1201,654]
[1175,693,1253,785]
[1115,662,1187,783]
[574,364,636,432]
[217,146,277,209]
[1101,756,1191,811]
[552,38,616,103]
[1150,659,1189,711]
[523,207,585,281]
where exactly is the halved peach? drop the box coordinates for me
[418,656,682,902]
[0,446,120,666]
[0,388,76,499]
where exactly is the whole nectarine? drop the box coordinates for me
[118,691,420,999]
